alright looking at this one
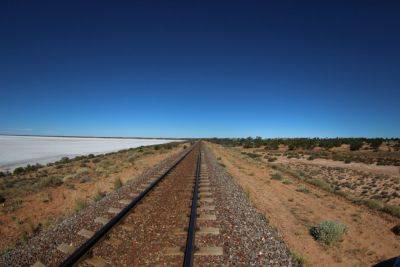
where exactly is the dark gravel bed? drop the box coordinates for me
[88,148,198,266]
[0,148,189,267]
[198,145,296,266]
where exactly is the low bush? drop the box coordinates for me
[382,205,400,218]
[282,178,293,185]
[37,176,63,188]
[349,140,363,151]
[62,174,76,183]
[310,220,347,245]
[79,176,91,183]
[57,157,70,164]
[242,152,261,159]
[296,185,310,194]
[271,173,282,181]
[0,194,5,204]
[308,178,332,192]
[127,154,137,163]
[363,199,383,210]
[93,191,106,202]
[291,251,306,266]
[75,198,87,212]
[392,224,400,235]
[114,177,122,190]
[76,167,90,176]
[92,158,101,163]
[12,164,43,175]
[13,167,25,175]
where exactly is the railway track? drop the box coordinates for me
[31,142,222,266]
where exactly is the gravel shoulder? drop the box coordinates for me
[202,144,295,266]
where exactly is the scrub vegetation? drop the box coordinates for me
[310,220,347,246]
[207,141,400,266]
[208,137,400,166]
[207,137,400,218]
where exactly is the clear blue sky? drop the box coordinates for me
[0,1,399,138]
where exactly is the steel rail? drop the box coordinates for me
[183,143,201,267]
[60,143,198,267]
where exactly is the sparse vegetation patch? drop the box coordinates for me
[310,220,347,245]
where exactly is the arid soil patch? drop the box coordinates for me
[208,143,400,266]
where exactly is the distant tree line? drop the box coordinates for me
[206,137,399,151]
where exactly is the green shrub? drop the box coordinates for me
[92,158,101,163]
[308,178,332,192]
[57,157,70,164]
[242,152,261,159]
[76,167,89,176]
[13,167,25,175]
[244,188,251,199]
[79,176,91,183]
[114,177,122,190]
[349,141,363,151]
[291,251,306,266]
[75,198,87,212]
[392,224,400,235]
[282,178,293,185]
[99,160,112,168]
[20,232,29,243]
[37,176,63,188]
[271,173,282,180]
[363,199,383,210]
[93,191,106,202]
[310,220,347,245]
[127,154,137,163]
[296,185,310,194]
[62,174,76,183]
[265,143,279,150]
[382,205,400,218]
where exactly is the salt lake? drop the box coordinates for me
[0,135,175,171]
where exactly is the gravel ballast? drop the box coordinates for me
[1,144,296,266]
[200,145,296,266]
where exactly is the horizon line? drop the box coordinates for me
[0,133,399,140]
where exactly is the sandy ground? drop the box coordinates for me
[208,143,400,266]
[0,145,184,253]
